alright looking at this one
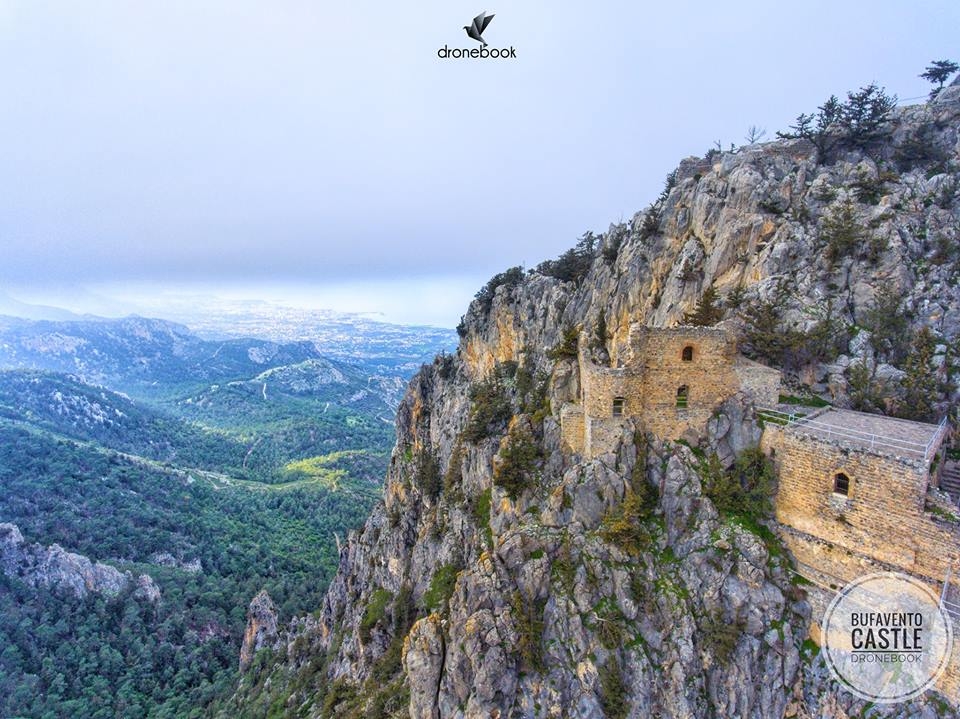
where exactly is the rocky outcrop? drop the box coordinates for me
[0,522,159,601]
[240,590,279,671]
[228,91,960,718]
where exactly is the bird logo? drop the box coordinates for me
[463,11,495,47]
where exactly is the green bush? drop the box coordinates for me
[599,488,657,556]
[515,358,550,418]
[701,612,742,662]
[415,449,441,499]
[463,374,512,443]
[435,352,456,380]
[702,447,775,521]
[443,442,465,495]
[598,659,628,719]
[897,326,940,422]
[423,564,460,615]
[547,326,580,360]
[359,588,394,644]
[821,199,866,264]
[740,287,849,370]
[777,83,896,163]
[682,285,723,326]
[511,591,546,673]
[472,488,493,549]
[846,362,887,413]
[535,233,597,284]
[474,267,524,315]
[493,423,541,499]
[861,286,911,363]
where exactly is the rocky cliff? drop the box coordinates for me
[0,522,159,601]
[225,85,960,718]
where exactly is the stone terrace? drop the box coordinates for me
[786,408,946,463]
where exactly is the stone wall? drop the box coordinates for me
[637,328,740,410]
[560,404,584,454]
[763,425,960,585]
[734,359,781,407]
[569,324,781,456]
[585,417,630,458]
[579,361,643,419]
[639,407,717,443]
[634,326,744,442]
[781,527,960,701]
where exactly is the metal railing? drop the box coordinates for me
[940,564,960,623]
[927,416,950,463]
[758,407,948,463]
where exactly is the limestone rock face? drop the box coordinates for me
[239,589,279,671]
[232,94,960,718]
[0,522,159,601]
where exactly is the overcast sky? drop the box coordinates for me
[1,1,958,326]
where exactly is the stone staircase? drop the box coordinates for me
[940,461,960,503]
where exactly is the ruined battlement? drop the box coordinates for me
[561,323,780,456]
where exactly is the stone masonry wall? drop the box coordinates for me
[764,425,960,699]
[579,360,643,419]
[569,325,780,454]
[734,359,781,407]
[762,425,960,584]
[635,327,741,439]
[560,404,585,454]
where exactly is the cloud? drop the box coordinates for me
[1,1,957,290]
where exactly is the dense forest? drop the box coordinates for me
[0,317,448,717]
[0,423,382,717]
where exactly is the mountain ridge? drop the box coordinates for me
[223,86,960,718]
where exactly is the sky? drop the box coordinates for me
[1,1,958,326]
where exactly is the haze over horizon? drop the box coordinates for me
[1,1,958,326]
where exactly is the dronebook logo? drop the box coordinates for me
[438,11,517,60]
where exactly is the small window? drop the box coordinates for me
[676,385,689,408]
[834,472,850,496]
[682,346,694,362]
[612,397,625,417]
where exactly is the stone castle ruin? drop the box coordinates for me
[560,324,780,457]
[560,322,959,693]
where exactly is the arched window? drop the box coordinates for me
[833,472,850,496]
[676,385,689,408]
[612,397,625,417]
[682,346,694,362]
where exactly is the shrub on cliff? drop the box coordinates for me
[464,373,512,443]
[897,326,940,422]
[535,233,596,284]
[415,449,441,499]
[547,325,579,360]
[740,287,848,371]
[701,447,775,521]
[474,266,524,316]
[423,563,459,614]
[494,422,541,499]
[862,286,912,364]
[682,285,723,326]
[777,83,896,163]
[920,59,959,100]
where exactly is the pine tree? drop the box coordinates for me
[594,309,608,350]
[899,327,938,422]
[921,60,959,99]
[862,286,911,364]
[683,286,723,326]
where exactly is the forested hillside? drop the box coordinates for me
[0,316,454,717]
